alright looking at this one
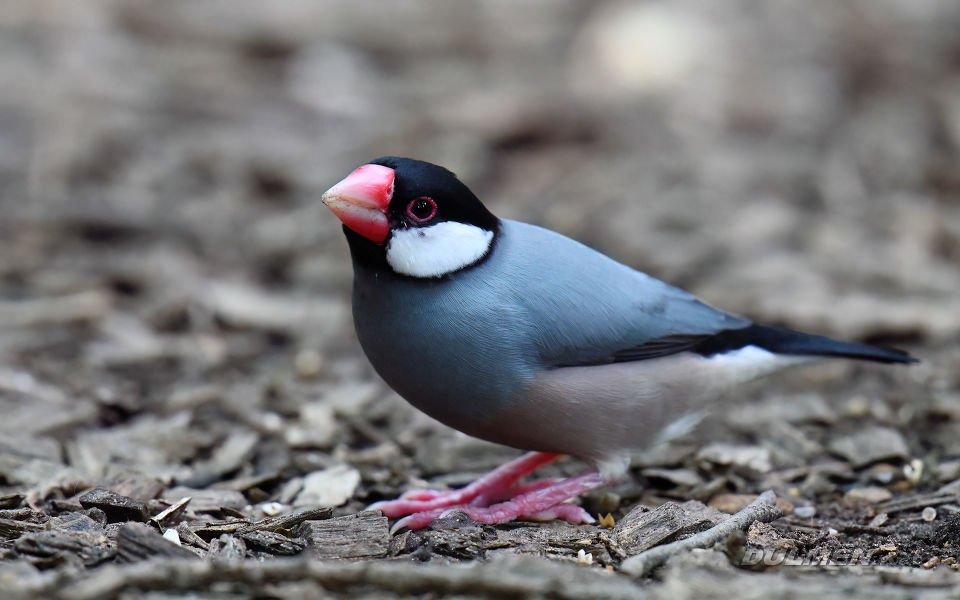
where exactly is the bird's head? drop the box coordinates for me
[322,157,499,278]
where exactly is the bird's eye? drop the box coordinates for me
[406,196,437,223]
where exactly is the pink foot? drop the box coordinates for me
[471,477,564,506]
[369,451,562,517]
[390,472,607,531]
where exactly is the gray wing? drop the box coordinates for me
[494,220,751,368]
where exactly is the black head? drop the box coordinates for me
[322,157,500,278]
[370,156,498,234]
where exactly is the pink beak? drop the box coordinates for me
[322,164,395,244]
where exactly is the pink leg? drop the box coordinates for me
[392,471,607,531]
[369,451,562,517]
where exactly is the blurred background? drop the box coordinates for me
[1,0,959,535]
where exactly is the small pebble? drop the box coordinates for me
[843,396,870,418]
[261,412,284,433]
[922,506,937,522]
[843,486,893,506]
[904,459,924,485]
[261,502,287,516]
[868,512,890,528]
[794,505,816,519]
[294,348,324,379]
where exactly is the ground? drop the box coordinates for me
[1,1,960,598]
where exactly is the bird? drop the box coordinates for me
[321,156,916,531]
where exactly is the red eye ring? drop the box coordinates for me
[406,196,437,222]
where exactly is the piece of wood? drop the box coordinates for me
[15,529,116,568]
[116,523,198,562]
[238,506,333,535]
[79,488,148,523]
[149,496,192,529]
[301,511,389,559]
[613,500,726,555]
[621,490,783,577]
[240,530,304,556]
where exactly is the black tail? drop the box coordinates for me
[693,323,917,364]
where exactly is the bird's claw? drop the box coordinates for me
[368,488,469,517]
[397,488,446,501]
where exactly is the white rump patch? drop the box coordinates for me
[386,222,494,278]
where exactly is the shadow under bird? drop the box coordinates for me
[322,157,916,530]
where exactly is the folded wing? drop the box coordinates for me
[497,221,914,368]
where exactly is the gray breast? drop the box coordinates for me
[350,255,537,442]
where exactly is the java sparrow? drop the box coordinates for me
[322,157,915,530]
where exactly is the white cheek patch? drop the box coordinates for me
[386,222,494,278]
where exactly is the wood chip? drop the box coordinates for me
[161,487,247,513]
[0,518,44,539]
[210,534,247,560]
[828,427,910,468]
[877,492,959,515]
[150,496,191,528]
[843,486,894,507]
[0,290,111,328]
[621,491,783,577]
[0,493,24,509]
[238,506,333,535]
[102,475,165,503]
[696,444,773,476]
[189,430,259,480]
[116,523,198,562]
[240,530,305,556]
[293,464,360,508]
[15,529,116,567]
[174,523,211,551]
[192,521,249,541]
[613,500,726,555]
[78,488,148,523]
[301,511,389,559]
[50,512,104,533]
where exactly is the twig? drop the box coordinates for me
[149,497,192,530]
[875,493,958,515]
[620,490,782,577]
[237,506,333,535]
